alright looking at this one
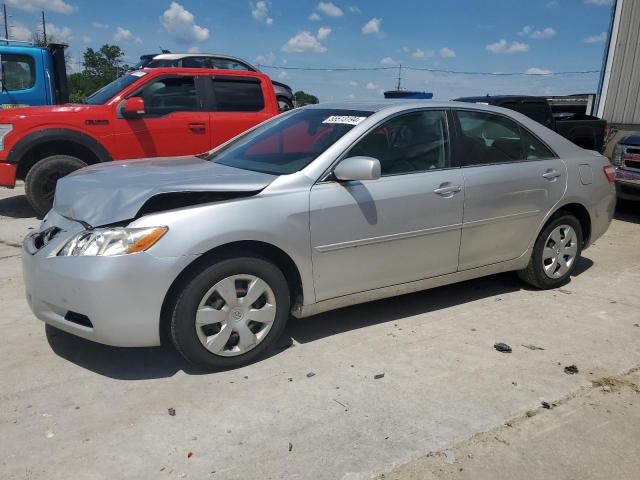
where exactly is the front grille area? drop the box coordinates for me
[64,311,93,328]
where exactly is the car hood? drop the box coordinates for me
[0,103,106,120]
[53,156,277,226]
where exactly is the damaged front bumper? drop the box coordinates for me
[22,211,197,347]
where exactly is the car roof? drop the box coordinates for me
[152,53,256,67]
[456,95,546,104]
[303,100,519,114]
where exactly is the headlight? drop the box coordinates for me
[0,124,13,150]
[57,227,168,257]
[612,144,623,166]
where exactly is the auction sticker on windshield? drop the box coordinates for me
[322,115,367,125]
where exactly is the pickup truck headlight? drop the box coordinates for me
[612,144,624,166]
[0,124,13,150]
[57,227,168,257]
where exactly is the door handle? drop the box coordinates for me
[542,169,561,180]
[188,122,206,132]
[433,184,462,196]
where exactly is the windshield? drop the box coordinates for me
[208,108,373,175]
[83,72,147,105]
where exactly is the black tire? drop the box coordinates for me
[517,212,583,289]
[170,256,290,369]
[24,155,87,217]
[277,97,294,112]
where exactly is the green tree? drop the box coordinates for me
[294,90,319,106]
[67,45,129,102]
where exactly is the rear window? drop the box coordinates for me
[502,101,551,127]
[209,108,373,175]
[212,78,264,112]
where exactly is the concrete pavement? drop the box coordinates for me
[1,184,639,479]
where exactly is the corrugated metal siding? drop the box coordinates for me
[603,0,640,125]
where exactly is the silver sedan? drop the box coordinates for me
[22,101,616,368]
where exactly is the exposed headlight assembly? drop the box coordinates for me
[0,124,13,150]
[57,227,168,257]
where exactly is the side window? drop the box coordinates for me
[1,54,36,91]
[140,76,199,117]
[347,110,450,175]
[209,58,252,71]
[212,79,265,112]
[520,128,556,160]
[457,110,554,166]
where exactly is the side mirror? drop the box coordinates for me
[334,156,381,182]
[122,97,145,118]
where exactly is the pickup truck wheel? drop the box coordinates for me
[170,256,290,370]
[517,213,583,289]
[24,155,87,217]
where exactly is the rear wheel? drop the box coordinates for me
[24,155,87,217]
[518,213,583,289]
[170,257,290,369]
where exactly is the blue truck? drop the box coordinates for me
[0,42,68,108]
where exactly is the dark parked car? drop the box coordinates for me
[135,53,295,112]
[455,95,607,151]
[612,134,640,203]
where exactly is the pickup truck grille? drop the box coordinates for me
[624,147,640,170]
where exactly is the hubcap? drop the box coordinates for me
[542,225,578,279]
[195,274,277,357]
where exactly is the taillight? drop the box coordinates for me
[603,164,616,183]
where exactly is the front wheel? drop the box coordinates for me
[170,257,290,369]
[24,155,87,217]
[518,213,583,289]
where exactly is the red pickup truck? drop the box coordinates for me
[0,68,280,215]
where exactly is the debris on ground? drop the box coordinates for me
[168,408,176,416]
[541,401,551,409]
[634,324,639,327]
[288,377,293,382]
[522,344,545,351]
[306,372,316,378]
[558,289,572,295]
[564,365,579,375]
[444,450,456,464]
[288,442,293,452]
[374,373,385,380]
[592,376,640,393]
[46,431,55,439]
[187,452,193,459]
[494,342,512,353]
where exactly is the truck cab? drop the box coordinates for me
[0,43,68,108]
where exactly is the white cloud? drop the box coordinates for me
[585,0,613,5]
[546,1,559,7]
[366,82,377,90]
[584,32,607,43]
[309,12,321,21]
[82,35,92,43]
[402,46,410,53]
[348,81,358,87]
[526,67,553,75]
[161,1,209,43]
[254,52,276,64]
[187,46,200,53]
[348,5,361,13]
[278,71,289,80]
[91,22,109,29]
[440,47,456,58]
[6,0,74,14]
[114,26,142,44]
[9,22,32,42]
[486,39,529,54]
[519,26,556,39]
[412,49,435,59]
[251,1,273,26]
[282,31,327,53]
[379,56,397,65]
[47,24,73,42]
[317,26,331,40]
[362,17,381,35]
[317,2,343,17]
[347,93,355,100]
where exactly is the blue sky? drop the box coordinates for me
[4,0,614,100]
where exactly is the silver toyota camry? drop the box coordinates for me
[22,101,616,368]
